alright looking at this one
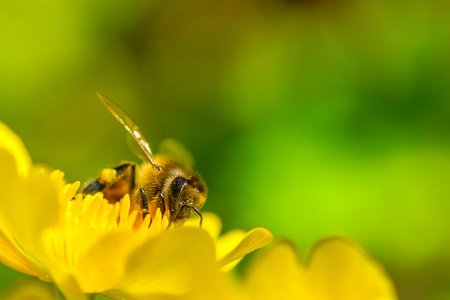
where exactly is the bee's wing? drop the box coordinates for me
[126,134,148,162]
[97,92,160,169]
[158,138,194,170]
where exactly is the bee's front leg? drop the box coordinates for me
[138,188,149,218]
[158,193,165,216]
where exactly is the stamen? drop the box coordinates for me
[37,178,181,286]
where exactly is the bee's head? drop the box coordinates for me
[169,175,207,225]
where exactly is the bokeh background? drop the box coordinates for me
[1,0,449,299]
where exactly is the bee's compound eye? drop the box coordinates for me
[171,177,189,196]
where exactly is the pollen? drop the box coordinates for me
[98,168,117,185]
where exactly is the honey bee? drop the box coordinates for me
[82,92,207,226]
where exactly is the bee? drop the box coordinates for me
[82,92,207,226]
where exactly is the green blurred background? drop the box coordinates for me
[0,0,449,299]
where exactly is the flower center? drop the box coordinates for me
[42,187,171,273]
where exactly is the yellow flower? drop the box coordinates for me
[243,238,398,300]
[150,236,398,300]
[181,238,398,300]
[0,122,273,300]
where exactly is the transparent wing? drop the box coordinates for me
[158,138,194,169]
[97,92,160,169]
[126,134,147,162]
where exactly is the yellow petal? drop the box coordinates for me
[185,212,222,241]
[73,232,138,293]
[217,227,273,268]
[0,122,31,176]
[306,237,398,300]
[52,272,88,300]
[215,229,245,271]
[0,148,59,277]
[183,270,245,300]
[0,278,54,300]
[0,149,44,277]
[0,230,43,278]
[245,242,305,300]
[114,227,217,298]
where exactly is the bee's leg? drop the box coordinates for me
[138,188,149,218]
[138,190,165,219]
[167,200,186,229]
[82,162,136,197]
[166,203,202,229]
[113,162,136,190]
[158,193,166,216]
[82,180,106,196]
[191,206,203,227]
